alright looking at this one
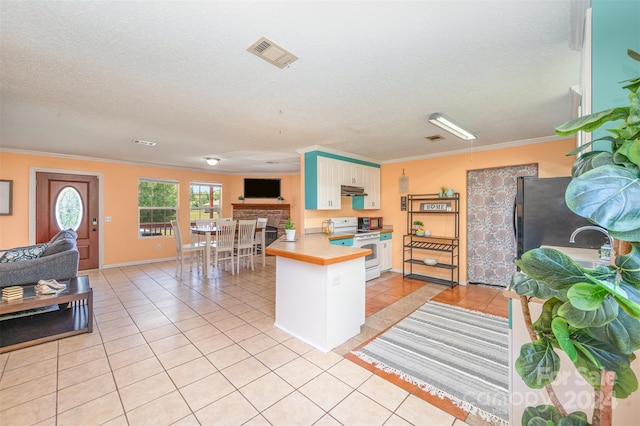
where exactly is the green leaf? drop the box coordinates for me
[616,243,640,285]
[567,283,609,311]
[586,308,640,353]
[572,354,602,388]
[558,296,618,328]
[516,249,596,290]
[585,275,640,320]
[557,412,590,426]
[533,299,562,334]
[516,340,561,388]
[627,140,640,167]
[509,271,566,300]
[615,243,640,286]
[565,165,640,240]
[526,418,555,426]
[522,405,561,425]
[556,108,629,136]
[613,142,640,171]
[627,48,640,63]
[613,365,639,399]
[571,150,615,178]
[614,295,640,320]
[628,81,640,125]
[573,333,631,372]
[551,317,578,362]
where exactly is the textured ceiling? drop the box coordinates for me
[0,1,582,174]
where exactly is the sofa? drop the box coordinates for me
[0,229,80,288]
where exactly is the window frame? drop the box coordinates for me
[189,181,222,224]
[138,178,179,238]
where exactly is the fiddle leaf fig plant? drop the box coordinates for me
[509,49,640,426]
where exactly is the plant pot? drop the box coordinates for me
[285,229,296,241]
[446,189,455,197]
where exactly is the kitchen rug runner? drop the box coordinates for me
[352,301,509,425]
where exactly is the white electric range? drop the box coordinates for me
[331,217,380,281]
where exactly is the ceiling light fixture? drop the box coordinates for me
[428,113,476,141]
[132,139,157,147]
[206,158,220,166]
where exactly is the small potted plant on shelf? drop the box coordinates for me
[284,217,296,241]
[277,195,284,203]
[238,195,244,203]
[439,186,447,198]
[412,220,424,231]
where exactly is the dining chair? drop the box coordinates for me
[235,219,256,271]
[253,217,268,257]
[170,220,205,276]
[212,220,236,275]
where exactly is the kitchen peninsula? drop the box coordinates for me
[265,234,371,352]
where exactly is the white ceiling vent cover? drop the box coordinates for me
[247,37,298,69]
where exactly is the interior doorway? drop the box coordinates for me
[466,164,538,287]
[35,172,100,270]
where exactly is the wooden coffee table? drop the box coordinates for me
[0,275,93,353]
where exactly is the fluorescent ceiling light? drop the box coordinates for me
[428,113,476,141]
[132,139,157,147]
[206,158,219,166]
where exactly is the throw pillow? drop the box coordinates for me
[49,228,78,244]
[0,243,49,263]
[42,238,75,257]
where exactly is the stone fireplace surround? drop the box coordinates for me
[231,203,291,239]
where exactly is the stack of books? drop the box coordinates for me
[2,286,24,301]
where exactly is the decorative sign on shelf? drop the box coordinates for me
[420,202,452,212]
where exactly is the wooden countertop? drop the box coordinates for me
[265,233,372,266]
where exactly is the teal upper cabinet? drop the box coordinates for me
[305,151,381,210]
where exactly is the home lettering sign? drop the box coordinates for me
[420,202,452,212]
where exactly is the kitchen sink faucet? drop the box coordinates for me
[569,225,614,260]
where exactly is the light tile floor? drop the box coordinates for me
[0,256,507,425]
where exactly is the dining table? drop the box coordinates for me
[190,225,266,277]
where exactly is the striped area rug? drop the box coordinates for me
[352,301,509,425]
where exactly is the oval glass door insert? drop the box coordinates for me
[55,186,83,231]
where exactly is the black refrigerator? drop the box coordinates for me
[514,176,604,258]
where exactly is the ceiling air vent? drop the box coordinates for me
[247,37,298,69]
[425,134,445,142]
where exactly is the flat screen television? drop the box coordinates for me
[243,178,281,199]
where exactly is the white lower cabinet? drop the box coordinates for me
[380,232,392,271]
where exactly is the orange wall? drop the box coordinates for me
[378,138,577,281]
[0,151,299,266]
[2,138,574,276]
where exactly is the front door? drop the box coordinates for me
[36,172,99,270]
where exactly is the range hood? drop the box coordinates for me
[341,185,367,196]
